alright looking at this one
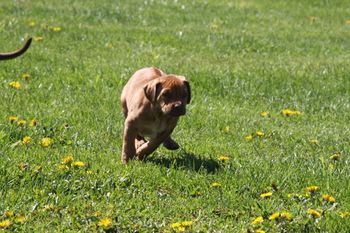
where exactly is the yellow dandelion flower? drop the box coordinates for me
[98,218,112,229]
[9,116,18,123]
[0,219,11,229]
[180,221,193,227]
[86,170,93,174]
[251,216,264,225]
[308,209,321,218]
[22,73,30,81]
[282,109,301,116]
[5,211,14,218]
[306,185,319,193]
[17,120,26,126]
[346,20,350,25]
[222,126,230,133]
[280,211,293,220]
[29,119,38,127]
[62,155,74,164]
[339,212,350,218]
[269,212,280,220]
[218,155,229,162]
[309,139,319,144]
[22,136,31,145]
[51,26,61,32]
[28,21,36,27]
[177,226,186,232]
[15,215,26,223]
[245,135,253,141]
[260,192,272,199]
[322,194,336,203]
[170,222,181,228]
[72,161,85,168]
[34,36,43,42]
[211,182,221,187]
[260,111,269,117]
[256,131,264,137]
[330,153,340,161]
[9,81,21,89]
[58,165,69,171]
[256,230,265,233]
[41,137,53,147]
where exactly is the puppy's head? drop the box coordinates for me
[144,75,191,117]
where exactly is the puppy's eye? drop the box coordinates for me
[163,92,172,99]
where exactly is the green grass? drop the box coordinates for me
[1,0,350,232]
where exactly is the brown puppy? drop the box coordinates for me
[120,67,191,163]
[0,38,32,60]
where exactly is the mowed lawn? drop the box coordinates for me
[1,0,350,232]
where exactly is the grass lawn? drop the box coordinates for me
[1,0,350,232]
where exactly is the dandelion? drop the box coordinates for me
[28,21,36,27]
[98,218,112,229]
[309,139,319,144]
[15,215,26,223]
[29,119,38,127]
[0,219,11,229]
[170,222,181,228]
[218,155,229,162]
[222,126,230,133]
[58,165,69,171]
[22,73,30,81]
[280,211,293,220]
[251,216,264,225]
[256,230,265,233]
[282,109,301,117]
[62,155,74,164]
[170,221,193,231]
[9,81,21,89]
[346,20,350,25]
[308,209,321,218]
[260,192,272,199]
[269,212,280,220]
[41,137,53,147]
[72,161,85,168]
[245,135,253,141]
[5,211,14,218]
[339,212,350,218]
[256,131,264,137]
[51,26,61,32]
[211,182,221,187]
[180,221,193,227]
[34,36,43,42]
[330,153,340,161]
[260,111,269,117]
[86,170,94,175]
[17,120,26,126]
[322,194,336,203]
[22,136,31,145]
[306,185,319,193]
[9,116,18,123]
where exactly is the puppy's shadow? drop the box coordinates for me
[147,150,220,173]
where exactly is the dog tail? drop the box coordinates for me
[0,37,32,60]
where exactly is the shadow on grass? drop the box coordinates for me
[147,151,220,173]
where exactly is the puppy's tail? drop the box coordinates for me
[0,37,32,60]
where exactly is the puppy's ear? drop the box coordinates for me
[177,76,191,104]
[144,81,161,104]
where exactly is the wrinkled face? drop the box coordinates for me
[144,75,191,117]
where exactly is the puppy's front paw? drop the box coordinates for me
[163,138,180,150]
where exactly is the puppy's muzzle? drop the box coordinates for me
[170,102,186,116]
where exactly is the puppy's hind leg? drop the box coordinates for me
[162,136,179,150]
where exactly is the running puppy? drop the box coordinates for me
[120,67,191,163]
[0,38,32,60]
